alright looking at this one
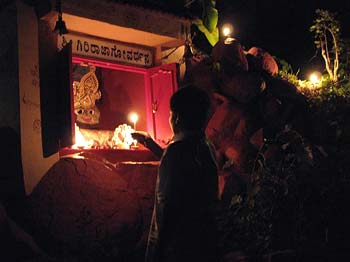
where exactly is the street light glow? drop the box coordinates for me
[309,71,321,85]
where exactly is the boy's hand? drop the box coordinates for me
[131,131,152,145]
[132,131,164,159]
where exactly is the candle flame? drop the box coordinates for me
[129,112,138,123]
[72,124,94,149]
[71,123,137,150]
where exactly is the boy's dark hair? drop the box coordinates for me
[170,85,211,131]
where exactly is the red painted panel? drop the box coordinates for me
[146,64,178,144]
[97,69,146,131]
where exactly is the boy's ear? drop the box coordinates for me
[173,113,180,124]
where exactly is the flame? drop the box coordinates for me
[72,124,94,149]
[129,112,138,124]
[112,124,136,149]
[71,123,137,150]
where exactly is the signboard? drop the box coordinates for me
[58,34,153,67]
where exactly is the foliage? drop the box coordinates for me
[214,7,350,259]
[275,52,350,103]
[217,124,349,259]
[219,55,350,257]
[336,38,350,79]
[192,0,219,47]
[310,9,342,82]
[274,56,300,86]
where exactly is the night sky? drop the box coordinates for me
[216,0,350,78]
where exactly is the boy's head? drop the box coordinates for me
[170,85,211,133]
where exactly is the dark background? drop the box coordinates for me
[216,0,350,78]
[112,1,349,79]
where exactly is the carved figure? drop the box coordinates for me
[73,66,101,125]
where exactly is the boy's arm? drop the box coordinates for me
[132,131,164,159]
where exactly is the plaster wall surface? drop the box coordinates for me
[60,0,188,41]
[52,0,189,66]
[161,45,186,80]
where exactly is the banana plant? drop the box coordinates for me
[192,0,219,46]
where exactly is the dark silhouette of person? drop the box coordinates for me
[0,126,25,212]
[0,127,51,261]
[133,86,219,262]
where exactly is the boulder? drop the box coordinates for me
[220,72,265,104]
[260,78,310,138]
[247,47,278,76]
[206,96,244,151]
[114,161,159,257]
[265,77,300,99]
[206,96,259,171]
[212,37,248,73]
[186,57,217,93]
[28,157,158,259]
[259,92,284,129]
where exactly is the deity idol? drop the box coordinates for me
[73,66,101,125]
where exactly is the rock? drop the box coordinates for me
[112,162,159,261]
[220,72,265,104]
[206,95,244,151]
[247,47,278,76]
[28,157,158,259]
[212,37,248,73]
[114,161,158,254]
[222,251,247,262]
[206,96,258,171]
[250,128,264,149]
[206,94,262,201]
[265,77,300,99]
[260,78,310,139]
[259,92,284,128]
[186,57,217,93]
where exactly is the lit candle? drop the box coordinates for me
[129,112,139,131]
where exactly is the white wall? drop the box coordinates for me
[161,45,186,80]
[17,1,59,194]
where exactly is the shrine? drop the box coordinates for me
[1,0,190,193]
[0,1,190,259]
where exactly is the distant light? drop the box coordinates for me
[309,71,321,85]
[222,23,233,37]
[223,27,231,37]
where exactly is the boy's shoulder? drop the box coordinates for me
[165,140,185,154]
